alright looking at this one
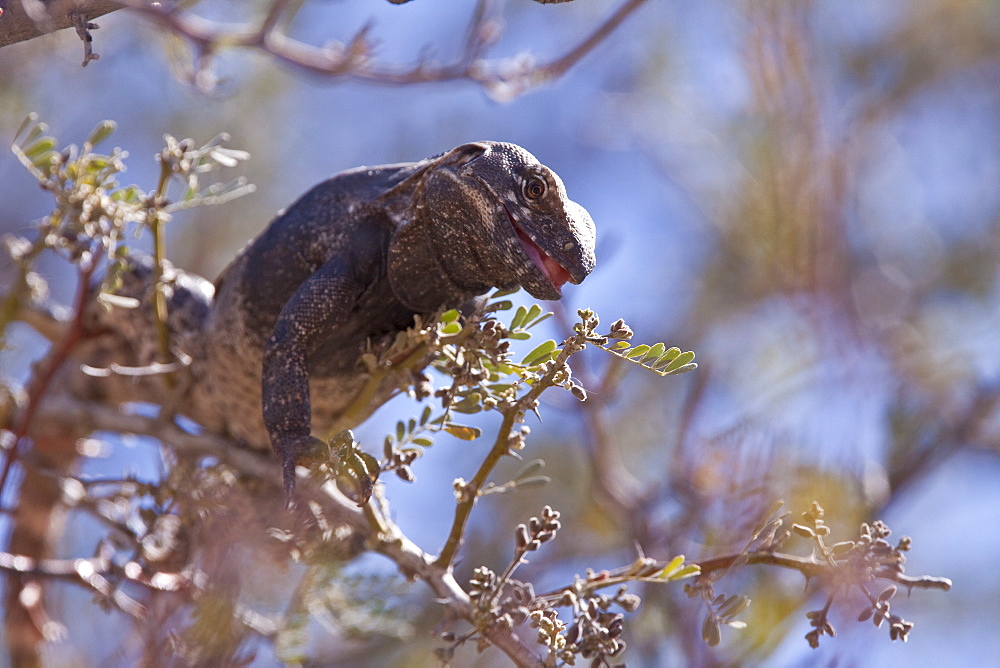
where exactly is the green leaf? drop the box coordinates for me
[411,437,434,447]
[521,339,557,366]
[420,405,432,426]
[657,554,686,579]
[524,304,542,326]
[31,151,57,169]
[625,344,650,360]
[111,186,142,203]
[652,347,682,369]
[491,286,519,299]
[451,400,482,415]
[666,564,701,581]
[509,331,531,341]
[643,342,666,362]
[441,321,462,335]
[609,341,630,350]
[440,309,460,323]
[526,311,553,329]
[23,137,55,159]
[510,305,529,331]
[665,362,698,375]
[661,350,696,373]
[485,299,513,313]
[444,424,481,441]
[85,120,116,149]
[396,421,405,443]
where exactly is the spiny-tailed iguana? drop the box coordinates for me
[193,141,597,493]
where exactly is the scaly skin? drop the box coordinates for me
[203,141,597,493]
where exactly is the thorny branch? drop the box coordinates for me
[0,0,650,99]
[695,550,952,593]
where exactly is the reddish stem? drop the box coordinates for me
[0,263,95,503]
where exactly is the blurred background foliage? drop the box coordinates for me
[1,0,998,665]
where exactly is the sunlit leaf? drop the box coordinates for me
[31,151,57,169]
[85,120,116,148]
[643,342,665,362]
[625,345,650,360]
[521,339,557,366]
[666,564,701,581]
[444,424,481,440]
[652,347,682,369]
[23,137,55,159]
[510,305,529,330]
[524,304,542,325]
[661,350,696,373]
[657,555,686,579]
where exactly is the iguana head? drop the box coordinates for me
[387,142,597,310]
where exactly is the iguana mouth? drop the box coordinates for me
[502,204,574,292]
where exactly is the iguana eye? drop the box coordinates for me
[524,178,546,200]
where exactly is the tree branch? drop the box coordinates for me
[22,390,546,664]
[696,550,952,593]
[0,0,121,49]
[0,0,650,100]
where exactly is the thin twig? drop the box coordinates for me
[696,550,952,592]
[112,0,647,98]
[434,330,586,570]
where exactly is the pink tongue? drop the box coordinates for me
[542,255,572,288]
[515,227,572,290]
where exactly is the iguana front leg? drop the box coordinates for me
[261,257,364,496]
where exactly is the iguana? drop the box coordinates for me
[160,140,595,494]
[7,141,596,495]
